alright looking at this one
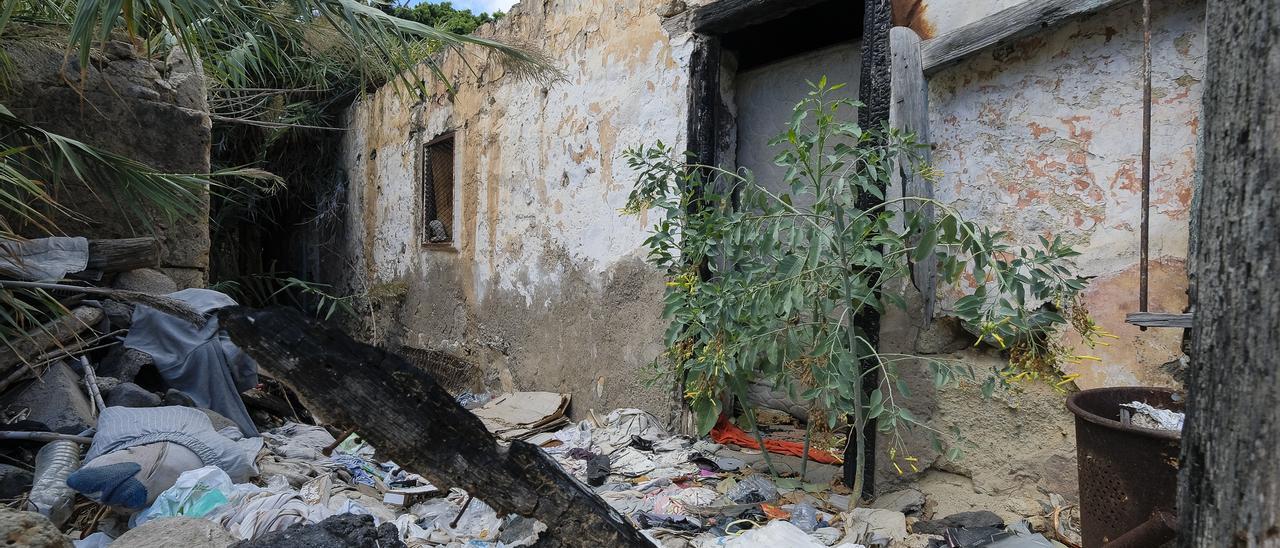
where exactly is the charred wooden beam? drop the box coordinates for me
[87,238,160,273]
[690,0,830,34]
[217,307,648,548]
[848,0,893,499]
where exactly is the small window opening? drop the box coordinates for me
[422,132,455,245]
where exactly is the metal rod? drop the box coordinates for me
[0,431,93,445]
[450,495,474,529]
[1139,0,1152,322]
[323,427,357,457]
[82,358,106,414]
[1105,510,1178,547]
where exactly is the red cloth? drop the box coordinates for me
[710,416,843,465]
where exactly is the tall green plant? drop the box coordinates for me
[624,79,1097,496]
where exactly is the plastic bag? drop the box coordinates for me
[789,503,818,532]
[725,520,828,547]
[726,474,778,504]
[73,532,113,548]
[131,465,234,528]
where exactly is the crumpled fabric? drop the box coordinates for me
[261,422,337,460]
[0,237,88,281]
[85,406,260,483]
[330,454,379,487]
[202,474,377,540]
[596,409,668,453]
[610,447,657,477]
[124,289,260,435]
[711,416,841,464]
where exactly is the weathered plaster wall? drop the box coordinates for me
[4,42,213,287]
[879,0,1204,507]
[337,0,697,422]
[341,0,1203,509]
[928,0,1203,388]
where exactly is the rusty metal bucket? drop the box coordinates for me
[1066,387,1183,547]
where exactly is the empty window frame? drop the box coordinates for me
[422,132,455,245]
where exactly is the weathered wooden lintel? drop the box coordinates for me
[920,0,1139,75]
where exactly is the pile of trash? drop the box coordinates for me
[0,236,1079,547]
[0,236,547,546]
[499,406,1076,548]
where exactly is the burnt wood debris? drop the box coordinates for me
[218,306,650,548]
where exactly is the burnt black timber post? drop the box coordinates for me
[686,35,721,283]
[845,0,893,500]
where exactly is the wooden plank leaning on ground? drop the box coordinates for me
[217,306,649,548]
[920,0,1138,75]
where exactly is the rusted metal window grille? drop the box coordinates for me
[422,133,455,244]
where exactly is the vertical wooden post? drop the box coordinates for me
[889,26,937,325]
[847,0,893,499]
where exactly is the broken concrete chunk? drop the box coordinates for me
[910,510,1005,535]
[100,299,135,330]
[0,464,34,501]
[162,388,198,407]
[98,346,154,382]
[871,488,926,514]
[114,516,236,547]
[112,268,179,295]
[844,507,909,542]
[0,361,95,434]
[231,513,405,548]
[104,382,162,408]
[0,507,72,548]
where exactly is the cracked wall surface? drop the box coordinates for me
[879,0,1204,507]
[337,0,696,423]
[338,0,1204,503]
[4,42,213,287]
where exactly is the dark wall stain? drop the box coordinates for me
[891,0,936,39]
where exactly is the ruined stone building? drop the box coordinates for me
[4,44,213,289]
[333,0,1205,507]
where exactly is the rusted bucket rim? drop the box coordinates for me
[1066,386,1183,441]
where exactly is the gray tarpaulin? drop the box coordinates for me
[0,237,88,281]
[124,289,260,436]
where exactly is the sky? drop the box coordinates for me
[415,0,519,13]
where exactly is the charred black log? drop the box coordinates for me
[217,306,648,548]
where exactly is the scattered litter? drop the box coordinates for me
[726,474,779,504]
[1121,401,1184,431]
[472,391,570,441]
[711,416,842,464]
